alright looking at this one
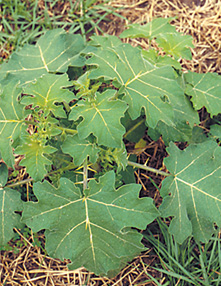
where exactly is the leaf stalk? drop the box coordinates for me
[127,161,171,177]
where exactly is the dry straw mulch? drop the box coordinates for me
[0,232,162,285]
[1,0,220,285]
[106,0,221,74]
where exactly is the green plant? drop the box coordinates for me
[0,18,220,277]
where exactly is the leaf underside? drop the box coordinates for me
[22,171,159,276]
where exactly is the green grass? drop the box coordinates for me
[143,219,221,286]
[0,0,125,61]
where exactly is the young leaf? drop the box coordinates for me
[120,18,194,60]
[61,134,99,166]
[15,135,56,181]
[0,29,85,86]
[155,33,194,60]
[69,89,128,148]
[185,72,221,116]
[0,81,26,166]
[89,34,123,48]
[87,43,187,128]
[0,188,23,246]
[142,49,181,69]
[120,17,176,39]
[160,140,221,243]
[22,74,74,117]
[22,171,159,276]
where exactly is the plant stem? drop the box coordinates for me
[56,126,78,134]
[5,178,34,188]
[127,161,171,177]
[83,159,88,190]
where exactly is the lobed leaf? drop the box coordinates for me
[154,94,199,145]
[87,42,188,129]
[22,171,159,276]
[0,81,26,166]
[210,124,221,141]
[120,17,176,39]
[185,72,221,116]
[120,18,194,60]
[160,140,221,243]
[15,135,56,181]
[0,188,23,246]
[0,29,85,87]
[22,73,74,117]
[155,33,194,60]
[61,134,99,166]
[69,89,128,148]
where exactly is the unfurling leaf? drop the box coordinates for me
[69,89,128,148]
[15,135,56,181]
[22,171,159,276]
[160,140,221,243]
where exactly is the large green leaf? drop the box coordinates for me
[61,134,99,166]
[160,140,221,243]
[15,135,56,181]
[69,89,128,148]
[22,73,74,117]
[0,81,26,166]
[0,188,23,246]
[0,29,85,86]
[185,72,221,116]
[86,42,188,128]
[22,171,159,276]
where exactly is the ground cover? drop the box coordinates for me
[0,0,220,285]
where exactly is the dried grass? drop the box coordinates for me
[0,237,162,285]
[105,0,221,74]
[1,0,220,285]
